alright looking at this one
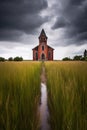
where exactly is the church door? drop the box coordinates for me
[41,53,45,60]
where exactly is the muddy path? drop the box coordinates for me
[40,64,46,84]
[39,63,50,130]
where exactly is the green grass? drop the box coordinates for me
[45,61,87,130]
[0,61,41,130]
[0,61,87,130]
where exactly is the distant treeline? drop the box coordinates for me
[0,56,23,62]
[62,56,87,61]
[63,49,87,61]
[0,50,87,62]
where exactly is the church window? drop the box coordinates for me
[36,52,38,60]
[41,53,45,60]
[42,46,44,51]
[48,52,51,58]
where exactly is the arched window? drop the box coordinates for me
[42,46,44,51]
[48,52,51,59]
[36,52,38,60]
[41,53,45,60]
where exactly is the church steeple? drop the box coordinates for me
[32,29,54,61]
[39,29,47,38]
[39,29,48,44]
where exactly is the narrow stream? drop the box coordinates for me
[39,83,50,130]
[39,65,50,130]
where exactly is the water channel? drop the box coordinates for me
[39,65,50,130]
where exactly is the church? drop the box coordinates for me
[32,29,54,61]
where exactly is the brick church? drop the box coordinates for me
[32,29,54,61]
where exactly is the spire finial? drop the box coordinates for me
[39,29,47,39]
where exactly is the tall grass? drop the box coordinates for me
[0,61,41,130]
[45,61,87,130]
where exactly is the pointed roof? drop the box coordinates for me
[32,45,38,50]
[39,29,47,39]
[48,45,54,50]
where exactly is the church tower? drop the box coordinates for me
[39,29,48,45]
[32,29,54,61]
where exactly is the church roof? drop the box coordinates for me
[32,45,54,50]
[39,29,47,38]
[48,45,54,50]
[32,45,38,50]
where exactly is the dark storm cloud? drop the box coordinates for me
[52,16,69,29]
[0,0,48,41]
[0,29,23,41]
[69,0,83,5]
[52,0,87,45]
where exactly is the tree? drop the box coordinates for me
[81,57,85,61]
[14,56,23,61]
[81,57,87,61]
[62,57,71,61]
[73,55,82,61]
[85,57,87,61]
[8,57,13,61]
[0,57,5,62]
[84,49,87,58]
[19,57,23,61]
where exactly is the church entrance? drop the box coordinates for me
[41,53,45,60]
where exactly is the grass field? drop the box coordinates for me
[0,61,87,130]
[45,61,87,130]
[0,61,41,130]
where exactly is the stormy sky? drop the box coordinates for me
[0,0,87,59]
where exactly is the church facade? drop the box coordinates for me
[32,29,54,61]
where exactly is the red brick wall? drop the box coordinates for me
[48,48,53,60]
[32,30,54,60]
[33,45,54,61]
[38,43,48,60]
[33,50,38,60]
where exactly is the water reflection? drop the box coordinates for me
[39,83,50,130]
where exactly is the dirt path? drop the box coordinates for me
[40,65,46,84]
[39,63,50,130]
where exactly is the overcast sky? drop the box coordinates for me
[0,0,87,60]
